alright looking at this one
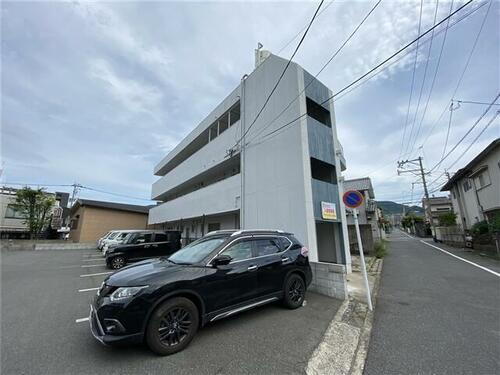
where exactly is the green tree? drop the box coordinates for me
[438,212,457,227]
[14,187,55,239]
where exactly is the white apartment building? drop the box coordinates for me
[149,51,350,299]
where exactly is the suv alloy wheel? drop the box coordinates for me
[146,297,199,356]
[283,274,305,309]
[110,256,125,270]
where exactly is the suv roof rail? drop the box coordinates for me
[206,230,238,236]
[230,229,287,236]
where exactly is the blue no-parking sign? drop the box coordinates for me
[343,190,364,208]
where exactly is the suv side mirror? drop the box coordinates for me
[211,255,232,267]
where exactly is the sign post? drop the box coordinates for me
[343,190,373,311]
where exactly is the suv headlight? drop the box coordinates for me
[110,286,148,301]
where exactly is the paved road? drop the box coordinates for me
[364,230,500,375]
[1,248,341,375]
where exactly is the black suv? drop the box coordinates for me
[105,230,181,270]
[90,229,312,355]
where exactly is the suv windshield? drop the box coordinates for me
[168,237,227,265]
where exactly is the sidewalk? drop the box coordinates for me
[306,255,383,375]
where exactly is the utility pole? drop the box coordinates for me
[69,183,82,207]
[397,156,436,241]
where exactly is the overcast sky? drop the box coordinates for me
[2,0,499,207]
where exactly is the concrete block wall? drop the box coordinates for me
[309,261,348,300]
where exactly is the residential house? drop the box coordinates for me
[0,187,70,239]
[422,196,453,227]
[441,138,500,229]
[69,199,152,243]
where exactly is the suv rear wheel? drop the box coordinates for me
[283,274,305,309]
[146,297,199,356]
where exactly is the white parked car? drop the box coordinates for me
[97,230,113,250]
[97,231,117,250]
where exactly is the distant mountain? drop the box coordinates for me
[376,201,424,216]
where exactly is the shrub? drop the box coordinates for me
[471,220,490,236]
[374,240,388,259]
[438,212,457,227]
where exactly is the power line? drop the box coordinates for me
[332,1,486,103]
[1,182,154,202]
[399,0,424,160]
[80,185,155,202]
[454,99,500,106]
[2,182,73,187]
[410,0,454,157]
[406,0,440,157]
[428,91,500,173]
[427,109,500,189]
[418,0,493,150]
[252,0,475,146]
[277,1,336,55]
[245,0,382,146]
[231,0,325,151]
[407,0,451,157]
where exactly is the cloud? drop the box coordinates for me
[2,0,498,205]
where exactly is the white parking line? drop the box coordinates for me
[80,271,112,278]
[82,258,103,262]
[83,254,102,258]
[81,264,106,268]
[420,240,500,278]
[75,317,89,323]
[78,287,100,293]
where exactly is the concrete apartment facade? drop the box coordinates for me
[441,138,500,228]
[149,51,350,299]
[343,177,384,253]
[422,196,453,227]
[69,199,150,243]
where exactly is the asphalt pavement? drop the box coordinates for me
[364,230,500,375]
[1,248,341,375]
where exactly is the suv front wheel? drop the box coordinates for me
[109,256,125,270]
[146,297,199,356]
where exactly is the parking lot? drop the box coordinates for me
[1,248,341,375]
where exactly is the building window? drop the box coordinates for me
[208,223,220,232]
[229,102,240,126]
[5,204,25,219]
[310,157,336,183]
[218,113,229,134]
[209,124,218,141]
[475,169,491,189]
[463,179,471,192]
[306,97,331,127]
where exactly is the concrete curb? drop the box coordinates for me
[305,259,384,375]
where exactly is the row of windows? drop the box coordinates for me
[208,102,240,142]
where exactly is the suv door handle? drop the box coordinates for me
[281,257,290,262]
[247,265,258,271]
